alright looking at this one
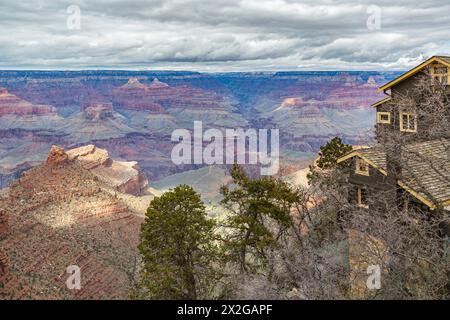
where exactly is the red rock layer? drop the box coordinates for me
[113,77,224,112]
[0,87,57,117]
[0,146,143,299]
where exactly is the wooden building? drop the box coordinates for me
[337,56,450,213]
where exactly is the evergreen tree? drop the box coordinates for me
[220,165,301,273]
[307,137,352,184]
[136,185,221,300]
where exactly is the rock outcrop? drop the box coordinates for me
[0,145,144,299]
[46,145,69,165]
[67,144,148,196]
[81,103,115,120]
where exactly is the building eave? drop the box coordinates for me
[378,56,450,92]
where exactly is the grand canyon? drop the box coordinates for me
[0,70,401,299]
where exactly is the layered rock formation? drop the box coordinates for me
[57,102,137,143]
[0,87,63,130]
[0,198,7,284]
[0,145,144,299]
[113,77,247,131]
[67,145,148,196]
[0,70,401,187]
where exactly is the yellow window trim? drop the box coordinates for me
[355,158,370,176]
[357,187,369,209]
[377,112,391,124]
[399,112,417,132]
[430,63,450,85]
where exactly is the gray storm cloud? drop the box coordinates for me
[0,0,449,70]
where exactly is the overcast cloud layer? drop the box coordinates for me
[0,0,449,71]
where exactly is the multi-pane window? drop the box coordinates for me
[400,112,417,132]
[432,66,448,85]
[377,112,391,124]
[355,158,370,176]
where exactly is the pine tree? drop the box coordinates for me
[135,185,221,300]
[220,165,301,273]
[307,137,352,184]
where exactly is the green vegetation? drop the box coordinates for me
[307,136,352,184]
[220,164,302,273]
[134,185,221,300]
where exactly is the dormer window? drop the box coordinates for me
[355,158,370,176]
[377,112,391,124]
[400,112,417,132]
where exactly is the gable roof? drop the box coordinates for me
[337,139,450,209]
[378,56,450,92]
[337,147,387,175]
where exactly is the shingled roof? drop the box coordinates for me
[338,139,450,209]
[337,147,387,175]
[400,138,450,208]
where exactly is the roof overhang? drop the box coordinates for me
[378,56,450,93]
[397,180,450,210]
[371,97,391,108]
[337,151,387,176]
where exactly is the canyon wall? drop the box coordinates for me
[0,70,401,187]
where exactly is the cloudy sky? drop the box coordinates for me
[1,0,449,71]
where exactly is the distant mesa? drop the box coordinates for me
[81,102,115,120]
[122,77,148,90]
[0,87,57,117]
[148,78,170,89]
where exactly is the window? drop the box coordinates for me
[355,158,370,176]
[377,112,391,124]
[432,66,448,85]
[400,112,417,132]
[358,187,369,208]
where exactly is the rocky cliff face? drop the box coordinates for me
[0,197,7,284]
[67,144,149,196]
[0,87,63,130]
[0,145,144,299]
[0,70,401,186]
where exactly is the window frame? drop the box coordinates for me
[355,158,370,176]
[377,111,391,124]
[399,112,417,133]
[357,187,369,209]
[431,64,449,85]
